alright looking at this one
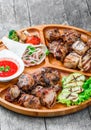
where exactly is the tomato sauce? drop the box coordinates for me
[0,60,18,77]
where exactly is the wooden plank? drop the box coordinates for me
[0,106,45,130]
[86,0,91,15]
[45,109,91,130]
[13,0,30,27]
[75,0,91,31]
[27,0,67,25]
[63,0,91,31]
[88,106,91,119]
[85,0,91,31]
[0,0,16,38]
[0,0,30,38]
[63,0,83,28]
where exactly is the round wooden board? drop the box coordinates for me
[0,24,91,117]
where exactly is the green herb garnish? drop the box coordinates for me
[45,49,50,55]
[0,66,5,71]
[27,46,36,55]
[0,66,10,72]
[4,66,10,72]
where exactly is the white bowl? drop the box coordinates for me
[0,49,24,82]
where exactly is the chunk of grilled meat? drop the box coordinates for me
[72,41,89,55]
[32,69,45,86]
[45,28,62,42]
[31,84,61,98]
[31,86,57,108]
[62,29,81,45]
[52,84,61,92]
[5,85,20,102]
[40,88,57,108]
[64,52,80,69]
[33,67,61,87]
[42,68,61,86]
[48,40,68,61]
[78,49,91,72]
[17,73,35,92]
[18,94,41,109]
[31,85,43,97]
[87,39,91,48]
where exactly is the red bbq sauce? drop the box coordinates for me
[0,60,18,77]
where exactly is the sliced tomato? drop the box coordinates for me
[26,35,41,45]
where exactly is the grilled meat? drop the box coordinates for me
[31,84,61,98]
[64,52,80,69]
[17,73,35,92]
[31,86,57,108]
[33,67,61,87]
[19,94,41,109]
[31,85,43,97]
[62,29,81,45]
[48,40,68,61]
[5,85,20,102]
[78,49,91,72]
[40,87,57,108]
[72,41,89,55]
[87,39,91,48]
[32,69,45,86]
[45,28,62,42]
[42,67,61,86]
[52,83,61,92]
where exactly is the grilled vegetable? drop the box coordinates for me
[74,77,91,105]
[8,30,19,41]
[62,73,86,88]
[57,73,86,106]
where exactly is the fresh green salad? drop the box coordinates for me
[57,73,91,106]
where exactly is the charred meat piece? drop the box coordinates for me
[31,85,44,97]
[31,84,61,98]
[19,94,41,109]
[31,83,61,98]
[17,73,35,92]
[87,39,91,48]
[42,68,61,86]
[72,41,89,55]
[45,28,62,42]
[33,69,45,86]
[64,52,80,69]
[31,87,57,108]
[78,49,91,72]
[48,40,68,61]
[62,29,81,45]
[52,84,61,92]
[40,88,57,108]
[33,67,61,87]
[5,85,20,102]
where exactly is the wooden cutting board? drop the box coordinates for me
[0,24,91,117]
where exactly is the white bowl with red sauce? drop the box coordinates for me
[0,49,24,82]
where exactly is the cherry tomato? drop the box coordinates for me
[26,35,41,45]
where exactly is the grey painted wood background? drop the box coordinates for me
[0,0,91,130]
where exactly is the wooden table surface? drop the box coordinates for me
[0,0,91,130]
